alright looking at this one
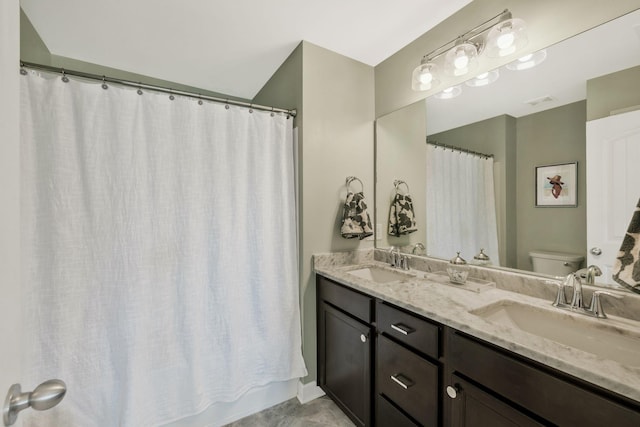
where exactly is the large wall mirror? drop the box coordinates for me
[375,9,640,288]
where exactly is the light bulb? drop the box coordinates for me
[419,71,433,84]
[454,51,469,70]
[497,31,515,50]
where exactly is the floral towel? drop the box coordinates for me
[613,198,640,294]
[341,191,374,239]
[388,193,417,237]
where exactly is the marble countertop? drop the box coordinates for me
[313,250,640,403]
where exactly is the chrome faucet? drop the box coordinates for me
[552,267,620,318]
[388,246,409,270]
[576,265,603,286]
[411,242,426,255]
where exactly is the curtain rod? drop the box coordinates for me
[20,61,297,118]
[427,139,493,159]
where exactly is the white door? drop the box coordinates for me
[586,109,640,285]
[1,0,24,425]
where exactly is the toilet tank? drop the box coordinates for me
[529,250,584,276]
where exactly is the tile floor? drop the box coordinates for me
[224,396,355,427]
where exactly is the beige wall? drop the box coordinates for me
[255,42,375,384]
[375,100,427,250]
[375,0,640,118]
[587,65,640,121]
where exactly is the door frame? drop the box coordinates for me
[0,1,23,425]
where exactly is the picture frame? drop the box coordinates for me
[535,162,578,207]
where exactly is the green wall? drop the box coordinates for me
[428,102,586,271]
[587,65,640,121]
[516,101,587,270]
[375,100,427,250]
[255,42,375,385]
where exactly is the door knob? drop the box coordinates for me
[360,334,367,343]
[590,247,602,256]
[3,379,66,426]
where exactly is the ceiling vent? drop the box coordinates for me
[525,95,555,106]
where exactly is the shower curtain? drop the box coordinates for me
[20,70,307,426]
[426,145,500,265]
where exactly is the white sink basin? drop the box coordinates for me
[470,300,640,367]
[347,266,413,283]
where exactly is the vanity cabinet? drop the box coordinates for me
[316,273,640,427]
[317,275,374,427]
[376,301,441,426]
[445,328,640,427]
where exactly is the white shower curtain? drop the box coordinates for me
[20,70,307,426]
[426,144,500,265]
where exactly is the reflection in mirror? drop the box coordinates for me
[375,9,640,290]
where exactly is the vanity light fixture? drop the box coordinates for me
[465,69,500,87]
[411,9,528,91]
[411,60,440,91]
[434,85,462,100]
[506,49,547,71]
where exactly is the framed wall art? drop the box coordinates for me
[535,162,577,207]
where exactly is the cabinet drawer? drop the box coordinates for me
[318,275,373,323]
[377,335,439,426]
[377,301,440,359]
[376,395,420,427]
[448,329,640,427]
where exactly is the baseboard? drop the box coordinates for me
[296,380,326,404]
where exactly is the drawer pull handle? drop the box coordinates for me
[390,374,414,390]
[391,323,415,335]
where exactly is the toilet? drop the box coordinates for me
[529,250,584,276]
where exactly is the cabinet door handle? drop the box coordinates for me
[360,334,367,343]
[390,323,415,335]
[390,374,414,390]
[446,384,460,399]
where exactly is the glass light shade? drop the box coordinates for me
[485,17,528,57]
[444,42,479,77]
[411,61,440,91]
[506,49,547,71]
[465,69,500,87]
[434,85,462,99]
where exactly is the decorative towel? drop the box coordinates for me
[388,193,418,236]
[613,198,640,294]
[341,191,374,239]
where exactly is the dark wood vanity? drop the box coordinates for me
[317,274,640,427]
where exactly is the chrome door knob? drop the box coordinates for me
[590,247,602,256]
[3,379,66,426]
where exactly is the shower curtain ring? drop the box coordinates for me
[137,83,143,95]
[249,104,254,113]
[61,69,69,83]
[101,76,108,90]
[197,94,203,105]
[225,99,230,110]
[169,89,175,101]
[20,62,28,76]
[270,107,275,117]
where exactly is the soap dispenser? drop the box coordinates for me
[447,252,469,284]
[473,248,491,266]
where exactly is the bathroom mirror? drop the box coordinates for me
[375,9,640,284]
